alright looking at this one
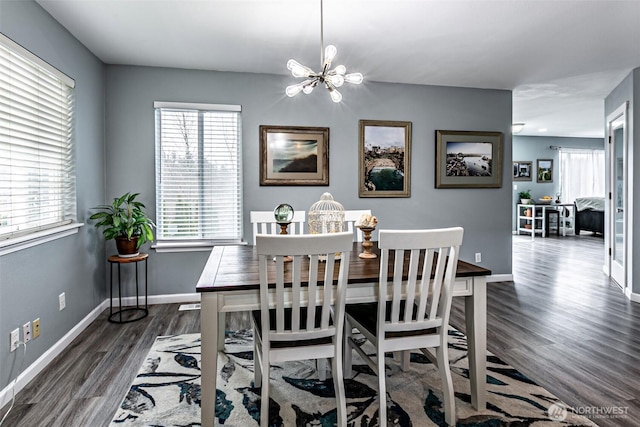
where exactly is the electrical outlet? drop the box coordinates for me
[33,318,40,339]
[59,292,66,311]
[10,328,19,352]
[23,322,31,343]
[475,252,482,263]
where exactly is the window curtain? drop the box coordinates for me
[558,148,605,205]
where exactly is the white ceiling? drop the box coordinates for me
[35,0,640,138]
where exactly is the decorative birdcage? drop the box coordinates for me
[308,192,345,235]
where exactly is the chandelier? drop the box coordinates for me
[285,0,363,103]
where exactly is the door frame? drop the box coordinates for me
[605,101,629,292]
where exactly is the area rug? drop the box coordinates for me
[110,329,596,426]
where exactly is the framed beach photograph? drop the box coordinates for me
[259,125,329,186]
[537,159,553,183]
[435,130,503,188]
[513,161,532,181]
[358,120,411,198]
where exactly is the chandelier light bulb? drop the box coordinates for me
[327,74,344,87]
[303,84,315,95]
[329,88,342,103]
[344,72,364,84]
[334,65,346,75]
[287,59,313,78]
[285,83,305,97]
[323,45,337,66]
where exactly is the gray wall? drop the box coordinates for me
[605,68,638,293]
[511,135,604,230]
[106,65,514,297]
[0,1,106,390]
[0,0,515,393]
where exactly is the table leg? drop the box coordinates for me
[109,263,114,317]
[218,312,226,351]
[118,263,122,323]
[465,276,487,410]
[201,294,218,427]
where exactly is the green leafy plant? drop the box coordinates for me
[89,192,155,249]
[518,189,532,200]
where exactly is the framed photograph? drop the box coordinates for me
[359,120,411,198]
[537,159,553,183]
[260,125,329,186]
[435,130,503,188]
[513,161,533,181]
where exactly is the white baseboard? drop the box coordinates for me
[487,274,513,283]
[111,293,200,307]
[0,299,109,408]
[626,288,640,303]
[0,292,201,408]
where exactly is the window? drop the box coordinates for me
[558,148,605,204]
[154,102,242,248]
[0,33,76,243]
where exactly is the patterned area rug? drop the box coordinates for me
[110,329,596,426]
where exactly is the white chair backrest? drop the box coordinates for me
[343,209,372,242]
[256,232,353,342]
[377,227,464,334]
[250,210,306,245]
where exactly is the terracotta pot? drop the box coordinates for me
[115,236,139,257]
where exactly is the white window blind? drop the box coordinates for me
[0,33,76,241]
[154,102,242,243]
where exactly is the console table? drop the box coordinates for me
[517,204,574,240]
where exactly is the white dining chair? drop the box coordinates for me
[343,227,464,427]
[252,231,353,427]
[250,210,306,245]
[343,209,372,242]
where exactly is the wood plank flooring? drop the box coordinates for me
[451,233,640,427]
[2,234,639,426]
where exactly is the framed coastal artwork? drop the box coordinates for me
[435,130,503,188]
[537,159,553,183]
[358,120,411,198]
[259,125,329,186]
[513,161,533,181]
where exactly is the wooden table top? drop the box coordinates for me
[197,242,491,292]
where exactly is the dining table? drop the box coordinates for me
[196,241,491,426]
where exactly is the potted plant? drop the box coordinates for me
[518,189,532,204]
[90,192,155,257]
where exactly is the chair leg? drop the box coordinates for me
[332,346,347,426]
[260,352,270,427]
[343,318,353,378]
[377,349,387,427]
[400,350,410,371]
[436,345,456,427]
[317,358,328,381]
[253,333,262,387]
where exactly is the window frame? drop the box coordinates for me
[0,33,80,256]
[152,101,243,252]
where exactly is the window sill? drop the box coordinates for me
[0,223,84,256]
[152,240,247,253]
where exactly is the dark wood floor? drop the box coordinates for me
[2,234,639,426]
[451,233,640,427]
